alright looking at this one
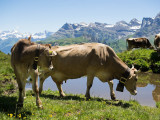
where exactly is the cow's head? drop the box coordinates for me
[125,66,138,95]
[38,45,57,70]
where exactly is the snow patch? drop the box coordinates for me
[105,24,114,28]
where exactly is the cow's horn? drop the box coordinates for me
[28,35,31,41]
[131,64,134,69]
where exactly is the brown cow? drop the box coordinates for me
[39,43,138,100]
[11,36,55,108]
[154,33,160,56]
[126,38,154,50]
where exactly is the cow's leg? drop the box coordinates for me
[51,77,66,97]
[30,69,42,108]
[39,72,50,94]
[16,77,24,107]
[22,79,26,99]
[85,75,94,100]
[108,80,116,100]
[13,67,25,107]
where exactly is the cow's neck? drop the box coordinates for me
[113,57,130,80]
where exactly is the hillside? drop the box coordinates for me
[0,51,17,95]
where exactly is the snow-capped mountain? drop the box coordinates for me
[47,12,160,44]
[0,30,53,41]
[0,30,54,54]
[48,18,141,41]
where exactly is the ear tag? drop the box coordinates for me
[49,50,52,55]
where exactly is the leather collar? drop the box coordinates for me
[32,44,40,70]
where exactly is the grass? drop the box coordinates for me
[0,90,160,120]
[117,49,160,73]
[0,51,17,95]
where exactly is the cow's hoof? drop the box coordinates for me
[111,95,116,101]
[85,95,91,101]
[38,105,43,109]
[60,93,66,97]
[16,103,23,108]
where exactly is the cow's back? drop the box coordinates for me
[51,43,117,78]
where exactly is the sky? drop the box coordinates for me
[0,0,160,33]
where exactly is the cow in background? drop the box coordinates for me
[154,33,160,56]
[126,38,154,50]
[11,36,54,108]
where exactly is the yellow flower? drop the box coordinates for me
[10,114,13,117]
[19,114,21,118]
[49,114,52,117]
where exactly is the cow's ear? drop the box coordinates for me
[155,35,157,38]
[28,35,31,41]
[131,64,134,69]
[49,50,57,56]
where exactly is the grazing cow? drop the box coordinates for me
[11,36,54,108]
[39,43,138,100]
[154,33,160,56]
[126,38,154,50]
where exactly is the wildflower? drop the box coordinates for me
[19,114,21,118]
[10,114,13,117]
[49,114,52,117]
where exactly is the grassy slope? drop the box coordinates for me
[38,37,90,46]
[38,37,127,53]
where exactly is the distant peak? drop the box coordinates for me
[155,12,160,19]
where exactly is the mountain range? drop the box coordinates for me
[0,12,160,54]
[0,30,53,53]
[47,12,160,43]
[46,18,141,42]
